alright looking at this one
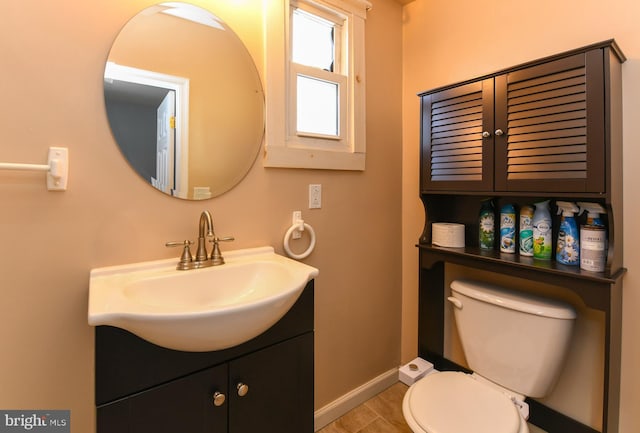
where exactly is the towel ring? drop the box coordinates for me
[283,222,316,260]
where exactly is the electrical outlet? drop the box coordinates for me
[309,184,322,209]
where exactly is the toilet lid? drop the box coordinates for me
[408,372,521,433]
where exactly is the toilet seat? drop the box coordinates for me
[403,371,528,433]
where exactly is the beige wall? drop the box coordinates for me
[401,0,640,431]
[9,0,638,430]
[0,1,403,432]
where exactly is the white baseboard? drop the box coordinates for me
[314,368,399,431]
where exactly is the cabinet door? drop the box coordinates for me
[494,51,606,193]
[421,78,495,192]
[229,333,314,433]
[97,364,228,433]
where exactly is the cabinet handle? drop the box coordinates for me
[482,131,491,138]
[236,382,249,397]
[212,391,226,407]
[494,129,504,136]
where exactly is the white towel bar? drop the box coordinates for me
[0,147,69,191]
[0,162,50,171]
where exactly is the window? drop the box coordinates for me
[264,0,371,170]
[291,5,345,141]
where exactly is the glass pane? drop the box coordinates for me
[297,75,338,137]
[292,9,334,71]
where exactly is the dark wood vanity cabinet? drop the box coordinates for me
[418,41,626,433]
[421,40,625,195]
[97,364,229,433]
[95,282,314,433]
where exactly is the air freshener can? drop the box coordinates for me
[580,225,606,272]
[519,205,534,256]
[533,200,553,260]
[479,199,495,250]
[500,204,516,253]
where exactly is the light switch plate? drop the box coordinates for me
[309,184,321,209]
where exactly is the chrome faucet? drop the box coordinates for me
[166,210,234,270]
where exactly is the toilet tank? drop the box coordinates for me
[449,279,576,398]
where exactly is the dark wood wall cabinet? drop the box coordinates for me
[95,281,314,433]
[417,40,625,433]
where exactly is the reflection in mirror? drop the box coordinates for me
[104,2,264,200]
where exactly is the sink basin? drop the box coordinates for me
[88,246,319,352]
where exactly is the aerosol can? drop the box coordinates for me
[519,205,534,256]
[478,199,495,250]
[500,203,516,253]
[578,202,608,272]
[533,200,552,260]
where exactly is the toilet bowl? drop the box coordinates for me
[403,371,529,433]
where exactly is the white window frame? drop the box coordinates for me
[291,64,347,147]
[264,0,371,171]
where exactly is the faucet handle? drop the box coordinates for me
[213,236,235,243]
[165,240,193,246]
[208,236,235,247]
[165,240,194,270]
[208,236,235,265]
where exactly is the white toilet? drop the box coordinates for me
[403,279,576,433]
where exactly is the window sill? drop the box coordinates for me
[264,146,365,171]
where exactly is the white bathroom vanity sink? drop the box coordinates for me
[88,246,318,352]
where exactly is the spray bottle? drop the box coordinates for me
[577,202,606,227]
[556,201,580,266]
[533,200,552,260]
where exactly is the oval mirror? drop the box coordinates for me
[104,2,264,200]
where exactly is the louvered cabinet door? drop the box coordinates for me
[421,79,495,191]
[494,50,606,192]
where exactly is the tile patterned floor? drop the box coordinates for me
[317,381,548,433]
[318,383,412,433]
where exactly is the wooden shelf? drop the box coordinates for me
[419,244,624,283]
[418,244,625,310]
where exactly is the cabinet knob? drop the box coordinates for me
[212,391,226,407]
[236,382,249,397]
[482,131,491,138]
[494,129,504,136]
